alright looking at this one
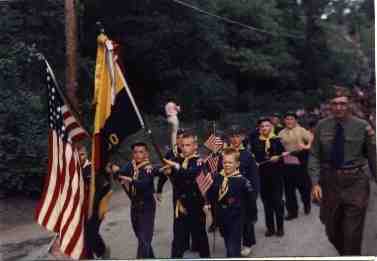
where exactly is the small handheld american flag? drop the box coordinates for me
[196,171,214,197]
[204,134,223,153]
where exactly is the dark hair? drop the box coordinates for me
[257,117,272,125]
[131,142,149,151]
[284,111,297,119]
[177,128,186,136]
[181,131,198,142]
[272,113,281,118]
[226,125,242,137]
[330,85,351,100]
[222,147,240,162]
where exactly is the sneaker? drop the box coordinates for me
[241,247,252,257]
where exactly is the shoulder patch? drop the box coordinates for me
[366,125,375,137]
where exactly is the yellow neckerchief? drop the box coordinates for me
[175,199,187,218]
[218,169,241,201]
[259,132,277,153]
[181,153,200,169]
[129,160,151,196]
[174,153,199,218]
[133,160,151,180]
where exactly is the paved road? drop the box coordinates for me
[1,182,377,260]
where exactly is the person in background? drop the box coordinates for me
[270,113,284,136]
[250,117,288,237]
[279,111,313,220]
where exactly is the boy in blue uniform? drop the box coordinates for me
[224,126,259,256]
[250,117,287,237]
[112,142,163,258]
[206,148,257,257]
[163,132,210,258]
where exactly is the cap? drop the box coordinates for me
[257,117,272,125]
[226,125,243,136]
[284,111,297,118]
[329,85,351,100]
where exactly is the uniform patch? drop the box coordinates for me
[366,125,375,137]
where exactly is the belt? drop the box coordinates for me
[335,165,365,175]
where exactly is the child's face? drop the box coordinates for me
[223,154,239,175]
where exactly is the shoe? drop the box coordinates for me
[208,223,217,233]
[276,229,284,237]
[241,247,252,257]
[304,205,311,215]
[97,246,111,259]
[265,230,275,237]
[285,213,298,221]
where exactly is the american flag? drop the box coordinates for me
[206,154,220,173]
[204,134,223,153]
[196,171,213,196]
[35,63,88,259]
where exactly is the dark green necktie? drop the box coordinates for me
[331,122,345,169]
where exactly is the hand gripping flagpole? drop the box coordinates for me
[212,120,216,253]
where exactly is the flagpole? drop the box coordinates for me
[98,21,165,164]
[212,120,216,253]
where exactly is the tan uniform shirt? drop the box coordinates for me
[279,125,312,152]
[308,116,376,185]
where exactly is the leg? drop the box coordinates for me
[137,201,156,258]
[284,165,298,219]
[189,208,210,257]
[297,166,312,214]
[242,221,256,247]
[272,172,285,235]
[171,214,189,258]
[226,219,242,257]
[340,174,370,255]
[86,216,106,258]
[260,172,275,234]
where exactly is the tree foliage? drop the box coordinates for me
[0,0,374,195]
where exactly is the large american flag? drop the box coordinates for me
[35,63,88,259]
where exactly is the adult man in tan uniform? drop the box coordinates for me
[279,112,313,220]
[308,86,376,255]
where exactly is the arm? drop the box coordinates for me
[243,178,257,223]
[308,125,321,186]
[364,124,377,181]
[245,152,260,194]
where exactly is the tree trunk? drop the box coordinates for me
[65,0,80,113]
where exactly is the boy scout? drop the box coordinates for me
[308,86,377,255]
[112,142,162,258]
[206,148,257,257]
[164,132,210,258]
[250,117,287,237]
[225,125,259,256]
